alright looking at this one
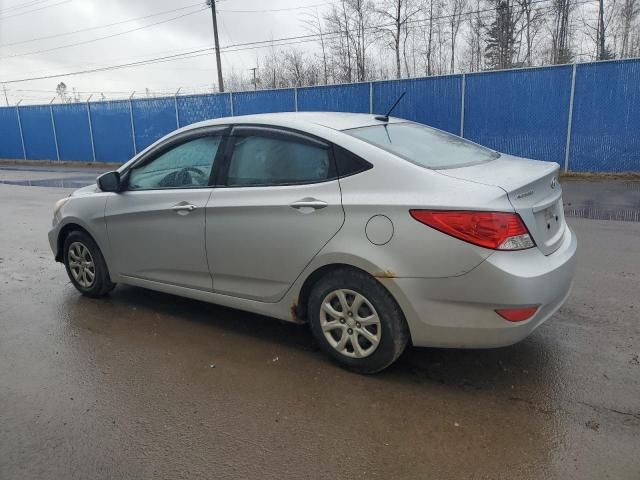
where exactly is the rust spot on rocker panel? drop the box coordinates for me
[374,270,396,279]
[290,301,299,322]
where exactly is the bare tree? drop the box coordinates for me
[259,44,286,89]
[218,0,632,90]
[351,0,377,81]
[550,0,574,64]
[447,0,469,73]
[580,0,616,60]
[324,2,354,82]
[420,0,440,75]
[303,10,330,84]
[56,82,68,103]
[283,49,306,86]
[377,0,422,78]
[465,0,485,72]
[618,0,639,56]
[517,0,545,65]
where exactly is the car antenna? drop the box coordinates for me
[374,91,406,122]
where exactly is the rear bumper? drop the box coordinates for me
[385,226,577,348]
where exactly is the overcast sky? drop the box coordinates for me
[0,0,324,104]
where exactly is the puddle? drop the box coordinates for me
[564,206,640,222]
[0,165,110,175]
[0,177,96,188]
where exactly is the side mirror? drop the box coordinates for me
[97,171,121,192]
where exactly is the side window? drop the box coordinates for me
[333,145,373,178]
[227,135,331,187]
[128,136,221,190]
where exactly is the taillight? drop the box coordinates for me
[409,210,535,250]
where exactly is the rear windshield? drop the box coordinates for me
[344,122,499,169]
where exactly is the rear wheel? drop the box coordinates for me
[63,230,115,297]
[308,268,409,374]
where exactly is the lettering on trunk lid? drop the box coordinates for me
[516,190,534,199]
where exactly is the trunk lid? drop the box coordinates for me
[438,155,565,255]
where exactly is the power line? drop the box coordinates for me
[1,0,598,85]
[0,7,208,59]
[0,0,72,19]
[218,4,326,14]
[0,1,206,48]
[0,0,54,14]
[1,47,215,84]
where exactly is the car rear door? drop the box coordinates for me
[104,127,227,290]
[205,125,344,302]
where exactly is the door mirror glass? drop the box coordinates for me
[97,171,121,192]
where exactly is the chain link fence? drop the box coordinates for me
[1,58,639,172]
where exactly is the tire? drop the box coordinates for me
[308,268,410,374]
[63,230,116,298]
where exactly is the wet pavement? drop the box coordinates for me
[0,164,110,189]
[0,165,639,479]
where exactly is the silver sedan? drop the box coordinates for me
[49,112,577,373]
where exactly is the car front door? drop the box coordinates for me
[206,126,344,302]
[105,128,226,290]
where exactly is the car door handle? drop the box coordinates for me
[290,198,328,210]
[172,204,197,213]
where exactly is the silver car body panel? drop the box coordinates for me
[206,180,344,302]
[105,189,214,291]
[49,112,577,348]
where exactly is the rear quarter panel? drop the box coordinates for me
[317,134,515,279]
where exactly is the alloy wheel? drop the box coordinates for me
[319,288,382,358]
[68,241,96,288]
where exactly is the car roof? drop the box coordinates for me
[181,111,405,132]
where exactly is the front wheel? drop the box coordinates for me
[63,230,115,298]
[308,268,409,374]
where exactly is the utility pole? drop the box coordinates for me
[249,67,257,90]
[207,0,224,92]
[597,0,606,60]
[2,84,9,106]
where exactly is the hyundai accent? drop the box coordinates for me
[49,112,577,373]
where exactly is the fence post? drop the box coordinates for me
[129,91,137,155]
[369,82,373,114]
[460,73,466,137]
[564,63,577,173]
[49,97,60,161]
[86,95,96,162]
[15,100,26,160]
[229,91,234,116]
[174,87,181,128]
[294,87,298,112]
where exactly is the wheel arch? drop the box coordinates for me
[56,223,112,279]
[57,223,91,261]
[294,262,406,325]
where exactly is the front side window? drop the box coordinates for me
[128,136,221,190]
[345,122,499,169]
[227,135,331,186]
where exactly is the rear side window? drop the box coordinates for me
[227,135,332,186]
[333,145,372,177]
[345,122,499,169]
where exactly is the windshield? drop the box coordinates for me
[344,122,499,169]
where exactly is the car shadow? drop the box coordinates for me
[75,283,559,393]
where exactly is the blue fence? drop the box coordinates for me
[1,59,639,172]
